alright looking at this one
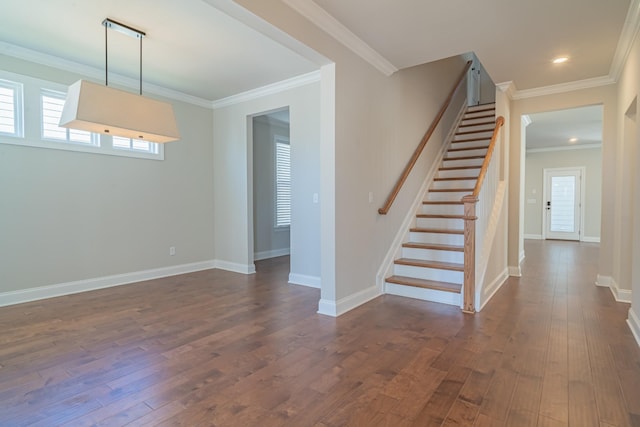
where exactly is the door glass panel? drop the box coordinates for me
[550,176,575,233]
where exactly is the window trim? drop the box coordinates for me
[0,70,164,161]
[0,77,24,138]
[274,135,291,229]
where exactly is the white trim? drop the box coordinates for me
[288,273,321,289]
[282,0,397,76]
[524,234,543,240]
[582,236,601,243]
[627,307,640,347]
[479,268,509,311]
[385,282,461,307]
[526,143,602,154]
[0,260,217,308]
[318,284,382,317]
[214,260,256,275]
[520,250,526,265]
[510,76,616,100]
[496,81,516,100]
[0,41,212,108]
[509,266,522,277]
[610,0,640,81]
[596,275,632,303]
[212,71,321,109]
[375,101,467,291]
[254,248,290,261]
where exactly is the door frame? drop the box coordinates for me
[542,166,586,241]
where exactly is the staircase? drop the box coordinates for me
[385,103,497,309]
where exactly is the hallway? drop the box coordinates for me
[0,241,638,426]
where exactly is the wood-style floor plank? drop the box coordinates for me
[0,241,638,426]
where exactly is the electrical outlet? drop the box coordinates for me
[169,246,176,256]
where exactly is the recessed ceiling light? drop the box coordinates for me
[553,56,569,64]
[569,137,578,143]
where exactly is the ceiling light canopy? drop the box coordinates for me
[552,56,569,64]
[59,18,179,144]
[569,137,578,143]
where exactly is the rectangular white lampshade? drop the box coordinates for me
[59,80,180,143]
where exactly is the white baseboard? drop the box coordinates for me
[0,260,217,308]
[628,308,640,347]
[317,284,382,317]
[385,282,461,307]
[254,248,290,261]
[479,268,509,311]
[508,266,522,277]
[524,234,542,240]
[596,275,632,303]
[582,236,601,243]
[288,273,321,289]
[214,260,256,275]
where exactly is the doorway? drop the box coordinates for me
[543,167,584,241]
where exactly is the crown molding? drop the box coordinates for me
[0,41,213,109]
[496,81,516,99]
[283,0,398,76]
[610,0,640,81]
[211,70,321,109]
[510,75,616,100]
[526,143,602,154]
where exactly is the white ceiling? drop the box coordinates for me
[312,0,633,91]
[526,106,603,150]
[0,0,633,146]
[0,0,318,102]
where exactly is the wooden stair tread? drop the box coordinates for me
[462,113,495,120]
[455,129,494,136]
[458,121,495,128]
[434,177,477,181]
[386,275,462,293]
[443,155,486,161]
[439,165,481,171]
[451,137,491,143]
[422,200,464,204]
[429,188,474,193]
[402,242,464,252]
[448,145,489,152]
[417,213,464,219]
[394,258,465,271]
[410,227,464,234]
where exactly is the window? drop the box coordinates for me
[113,135,159,155]
[0,78,23,137]
[41,89,98,145]
[275,136,291,228]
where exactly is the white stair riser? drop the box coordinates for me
[458,124,495,133]
[426,191,470,202]
[461,117,494,126]
[416,216,464,229]
[467,104,495,113]
[393,264,463,284]
[385,282,461,306]
[447,148,487,159]
[450,139,491,150]
[410,231,464,245]
[401,247,464,263]
[441,158,484,168]
[437,168,480,179]
[454,131,493,141]
[420,203,464,215]
[432,179,477,190]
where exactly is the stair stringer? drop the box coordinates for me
[474,180,508,311]
[375,101,468,294]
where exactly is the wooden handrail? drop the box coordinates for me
[378,60,473,215]
[469,116,505,199]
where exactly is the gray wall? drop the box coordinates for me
[0,55,215,293]
[524,147,602,241]
[252,114,290,259]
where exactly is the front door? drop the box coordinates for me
[543,168,582,241]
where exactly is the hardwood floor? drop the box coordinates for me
[1,240,639,426]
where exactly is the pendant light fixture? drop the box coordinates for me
[59,18,180,144]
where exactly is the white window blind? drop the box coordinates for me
[275,137,291,228]
[112,135,158,154]
[0,79,23,137]
[41,89,97,145]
